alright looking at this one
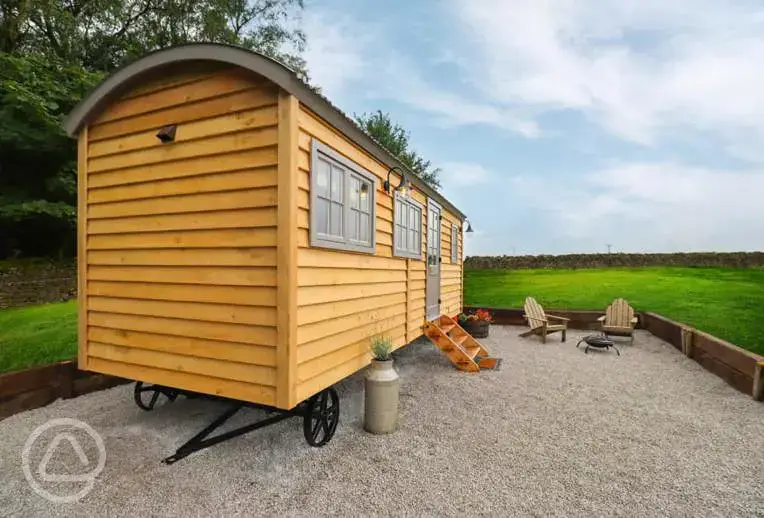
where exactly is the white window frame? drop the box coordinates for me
[393,193,423,260]
[310,139,376,254]
[451,223,459,263]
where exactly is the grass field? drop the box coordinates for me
[0,300,77,373]
[2,266,763,373]
[464,267,764,355]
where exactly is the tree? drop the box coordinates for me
[354,110,441,189]
[0,0,306,258]
[0,52,103,257]
[0,0,307,75]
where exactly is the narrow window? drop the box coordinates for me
[393,193,423,259]
[451,223,458,263]
[310,140,376,253]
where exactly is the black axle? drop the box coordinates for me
[132,382,340,464]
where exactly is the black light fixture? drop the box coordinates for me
[465,220,474,233]
[156,124,177,143]
[384,166,411,195]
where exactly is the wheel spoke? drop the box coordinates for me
[149,390,160,409]
[311,419,323,441]
[320,416,330,436]
[320,392,328,412]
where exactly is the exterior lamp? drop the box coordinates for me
[384,166,410,195]
[464,220,474,233]
[359,183,370,202]
[156,124,177,143]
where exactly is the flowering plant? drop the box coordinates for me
[457,309,493,324]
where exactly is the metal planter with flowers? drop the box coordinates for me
[457,309,493,338]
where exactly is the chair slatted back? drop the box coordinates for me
[524,297,547,330]
[604,298,635,328]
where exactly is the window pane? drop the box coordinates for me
[349,177,359,209]
[408,228,415,252]
[395,224,401,249]
[331,165,343,202]
[315,197,329,234]
[316,158,330,197]
[360,213,369,243]
[330,202,342,236]
[360,181,371,212]
[347,208,358,240]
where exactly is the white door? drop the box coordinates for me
[426,202,441,321]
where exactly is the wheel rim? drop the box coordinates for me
[303,388,339,447]
[133,382,171,411]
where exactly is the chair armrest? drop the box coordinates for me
[597,315,606,322]
[547,314,570,321]
[631,317,638,324]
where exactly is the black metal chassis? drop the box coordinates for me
[132,382,340,464]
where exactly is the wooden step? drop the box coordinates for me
[423,314,500,372]
[451,333,468,346]
[440,323,455,334]
[465,346,480,359]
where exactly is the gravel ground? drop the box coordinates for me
[1,326,762,516]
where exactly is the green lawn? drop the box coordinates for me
[465,267,764,355]
[0,300,78,373]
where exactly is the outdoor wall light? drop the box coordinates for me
[156,124,177,143]
[465,220,474,233]
[384,166,411,195]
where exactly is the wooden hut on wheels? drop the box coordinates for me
[65,44,496,455]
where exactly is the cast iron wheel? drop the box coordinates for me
[133,382,177,411]
[302,387,340,447]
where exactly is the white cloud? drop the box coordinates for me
[451,0,764,151]
[506,162,764,253]
[301,7,369,101]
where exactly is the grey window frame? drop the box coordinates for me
[310,139,376,254]
[393,193,423,260]
[451,223,459,263]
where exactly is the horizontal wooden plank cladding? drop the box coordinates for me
[297,292,406,326]
[88,148,278,188]
[88,281,277,307]
[88,188,277,219]
[88,128,278,173]
[88,296,277,326]
[297,267,407,287]
[88,342,277,386]
[89,105,278,158]
[88,248,277,267]
[297,248,406,270]
[90,88,277,142]
[89,169,278,204]
[297,302,407,345]
[298,282,407,307]
[89,357,276,405]
[297,314,408,364]
[89,327,276,366]
[92,72,268,125]
[88,227,277,250]
[89,265,277,286]
[88,208,277,234]
[89,311,277,346]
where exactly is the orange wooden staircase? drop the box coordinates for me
[423,315,502,372]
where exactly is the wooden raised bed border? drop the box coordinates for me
[0,361,128,420]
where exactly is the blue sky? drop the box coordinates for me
[300,0,764,255]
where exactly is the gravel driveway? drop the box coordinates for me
[1,326,762,516]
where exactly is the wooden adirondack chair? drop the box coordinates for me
[519,297,569,343]
[598,298,638,343]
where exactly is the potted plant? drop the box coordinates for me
[458,309,493,338]
[364,337,400,434]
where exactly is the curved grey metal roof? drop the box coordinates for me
[64,43,466,220]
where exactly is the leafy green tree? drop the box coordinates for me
[0,0,307,75]
[0,52,102,258]
[354,110,441,189]
[0,0,306,258]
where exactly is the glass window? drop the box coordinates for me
[310,140,376,254]
[393,193,423,260]
[451,223,459,263]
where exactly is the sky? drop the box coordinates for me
[299,0,764,256]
